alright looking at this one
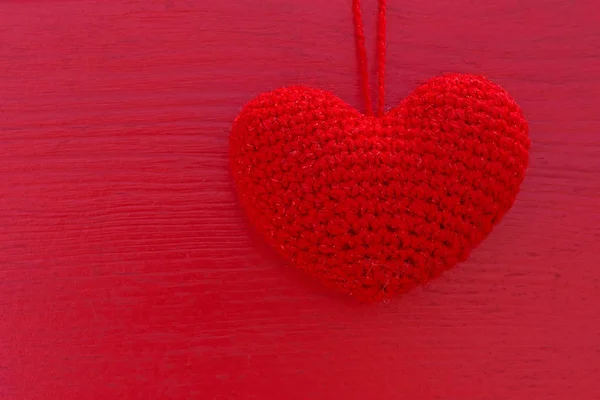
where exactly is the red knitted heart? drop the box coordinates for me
[230,73,530,302]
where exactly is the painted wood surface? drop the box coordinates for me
[1,0,599,399]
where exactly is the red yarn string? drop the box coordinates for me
[376,0,386,116]
[352,0,387,116]
[352,0,373,116]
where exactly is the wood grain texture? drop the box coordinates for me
[1,0,599,399]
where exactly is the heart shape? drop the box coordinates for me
[230,73,530,302]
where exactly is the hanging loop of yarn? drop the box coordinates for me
[352,0,387,116]
[229,0,531,302]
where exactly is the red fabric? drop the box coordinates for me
[230,73,530,302]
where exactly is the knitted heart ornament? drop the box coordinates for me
[229,1,530,302]
[230,75,529,301]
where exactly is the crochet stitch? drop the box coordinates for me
[230,74,530,302]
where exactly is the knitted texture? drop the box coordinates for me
[230,73,530,302]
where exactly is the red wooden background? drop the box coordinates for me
[1,1,599,399]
